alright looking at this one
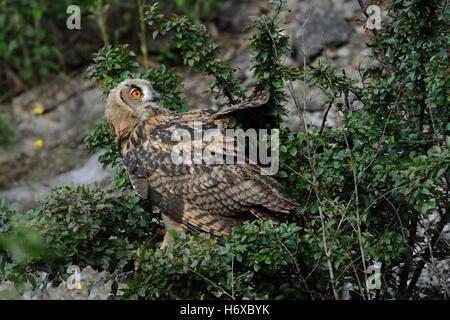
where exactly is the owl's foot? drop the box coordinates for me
[159,231,171,248]
[158,215,187,248]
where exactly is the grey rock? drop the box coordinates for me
[216,2,262,33]
[282,114,301,132]
[230,52,253,80]
[0,74,105,191]
[305,96,326,112]
[331,0,361,19]
[0,152,113,212]
[294,6,351,65]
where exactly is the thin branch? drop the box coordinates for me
[407,211,449,293]
[187,267,235,300]
[427,91,441,145]
[296,8,339,300]
[341,128,370,300]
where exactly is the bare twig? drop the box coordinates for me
[291,9,340,300]
[187,267,235,300]
[423,224,450,298]
[274,233,315,300]
[427,91,441,145]
[318,100,334,139]
[231,254,235,299]
[407,210,449,293]
[341,128,370,300]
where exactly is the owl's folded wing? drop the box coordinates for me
[123,140,296,235]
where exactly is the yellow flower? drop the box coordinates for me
[34,139,43,147]
[34,108,45,115]
[77,283,83,290]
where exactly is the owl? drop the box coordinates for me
[106,79,298,247]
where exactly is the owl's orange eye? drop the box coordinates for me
[131,88,142,98]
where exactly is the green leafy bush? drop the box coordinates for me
[122,220,304,299]
[275,0,449,299]
[0,0,247,97]
[0,0,95,94]
[145,2,247,105]
[1,184,160,297]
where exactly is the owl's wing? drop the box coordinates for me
[123,136,296,236]
[211,87,270,120]
[171,88,270,127]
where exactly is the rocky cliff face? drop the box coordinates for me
[0,75,110,211]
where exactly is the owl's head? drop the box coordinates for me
[105,79,163,144]
[106,79,161,115]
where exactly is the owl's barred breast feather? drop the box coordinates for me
[106,80,298,242]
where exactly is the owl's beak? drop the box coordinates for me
[153,91,161,102]
[143,91,161,108]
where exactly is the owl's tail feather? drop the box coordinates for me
[180,202,241,237]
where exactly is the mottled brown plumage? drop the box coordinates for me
[106,79,298,247]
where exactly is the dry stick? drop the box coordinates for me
[310,102,371,299]
[325,192,367,299]
[328,192,356,244]
[327,209,366,300]
[341,129,371,300]
[381,195,407,241]
[281,161,313,185]
[274,233,315,300]
[357,64,367,90]
[5,68,25,92]
[407,199,449,293]
[296,15,339,300]
[427,91,441,145]
[187,267,235,300]
[282,9,339,298]
[336,238,366,300]
[307,97,334,158]
[231,254,235,299]
[95,0,110,46]
[442,1,449,14]
[398,214,418,295]
[318,100,334,140]
[343,70,351,115]
[194,0,201,22]
[304,256,324,282]
[423,222,450,298]
[361,107,393,174]
[261,7,316,297]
